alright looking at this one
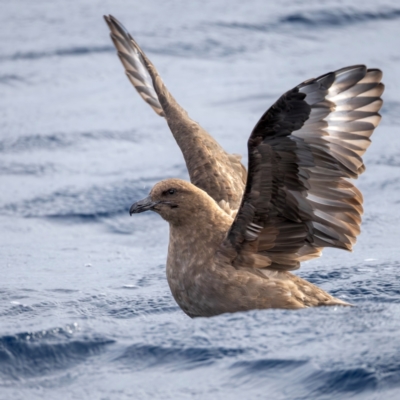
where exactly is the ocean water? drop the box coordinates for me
[1,0,400,398]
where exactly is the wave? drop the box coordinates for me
[307,361,400,397]
[0,178,156,220]
[1,7,399,65]
[231,358,308,373]
[0,45,114,62]
[146,39,248,58]
[115,343,245,370]
[303,261,400,304]
[104,292,178,319]
[0,161,57,176]
[309,367,378,395]
[0,134,73,153]
[0,326,114,380]
[0,130,140,154]
[0,74,25,85]
[229,356,400,398]
[0,289,177,321]
[215,7,400,33]
[280,8,400,28]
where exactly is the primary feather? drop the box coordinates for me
[222,65,383,271]
[104,15,165,117]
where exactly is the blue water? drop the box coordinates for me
[1,1,400,398]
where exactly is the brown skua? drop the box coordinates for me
[104,15,384,317]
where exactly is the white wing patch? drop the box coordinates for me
[245,222,263,241]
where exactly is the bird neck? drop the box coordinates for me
[167,204,232,270]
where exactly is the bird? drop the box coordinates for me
[104,15,384,317]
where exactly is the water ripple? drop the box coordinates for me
[1,179,156,220]
[0,45,114,63]
[0,130,140,154]
[115,344,245,370]
[0,326,114,380]
[215,7,400,33]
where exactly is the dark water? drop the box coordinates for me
[1,1,400,398]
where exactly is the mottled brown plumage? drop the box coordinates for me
[130,179,349,317]
[106,15,384,317]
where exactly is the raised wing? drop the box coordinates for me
[219,65,383,271]
[104,15,246,212]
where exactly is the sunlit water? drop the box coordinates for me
[1,1,400,399]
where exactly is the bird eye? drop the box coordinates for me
[168,189,176,195]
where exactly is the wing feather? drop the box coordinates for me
[218,65,383,271]
[104,15,246,211]
[104,17,165,117]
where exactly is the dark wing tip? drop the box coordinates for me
[103,15,133,42]
[103,15,112,26]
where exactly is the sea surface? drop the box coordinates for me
[1,1,400,399]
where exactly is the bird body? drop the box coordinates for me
[165,188,350,318]
[105,15,384,317]
[133,178,350,317]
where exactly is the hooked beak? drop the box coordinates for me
[129,195,158,215]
